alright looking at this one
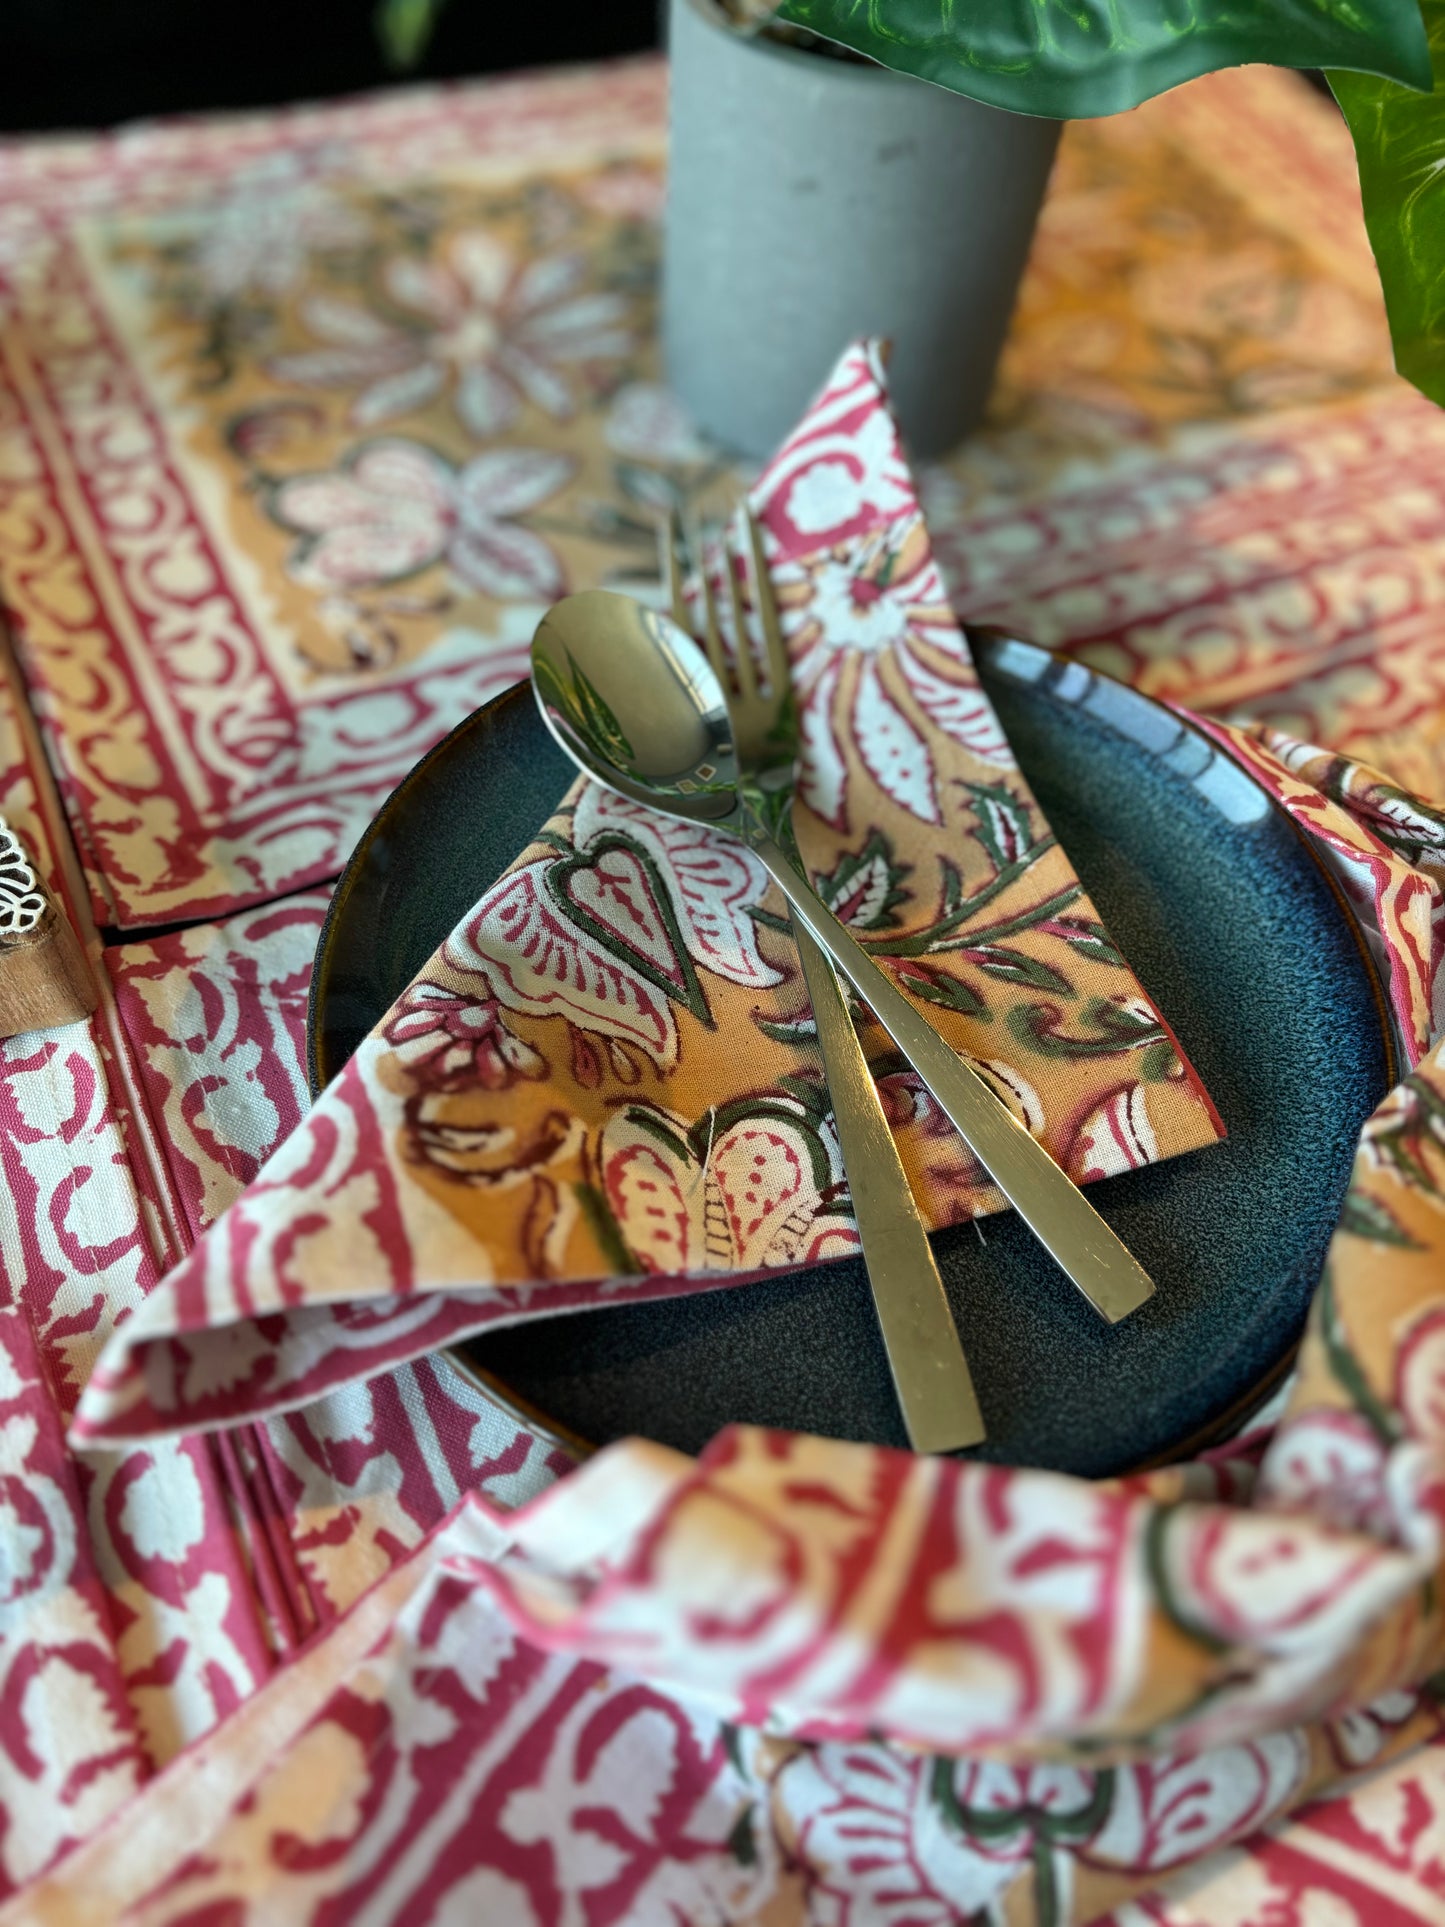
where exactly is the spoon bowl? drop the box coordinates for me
[531,590,741,823]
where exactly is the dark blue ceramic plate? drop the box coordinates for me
[308,632,1393,1477]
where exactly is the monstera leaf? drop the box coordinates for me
[771,0,1432,118]
[1332,0,1445,408]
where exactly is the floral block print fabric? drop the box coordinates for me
[1109,1733,1445,1926]
[940,63,1445,805]
[2,52,1445,1927]
[0,656,285,1770]
[1194,726,1445,1067]
[0,62,671,929]
[0,1307,145,1901]
[6,1479,1442,1925]
[100,896,571,1638]
[1,1505,780,1927]
[935,389,1445,810]
[55,615,1445,1925]
[69,340,1225,1445]
[102,893,333,1239]
[2,55,1439,932]
[353,739,1441,1783]
[33,740,1430,1925]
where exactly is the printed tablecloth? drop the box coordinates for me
[0,50,1442,1927]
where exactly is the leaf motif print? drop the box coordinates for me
[573,787,782,993]
[1360,1071,1445,1203]
[444,789,784,1072]
[890,960,990,1019]
[598,1106,702,1275]
[1010,995,1170,1063]
[1338,1192,1427,1248]
[815,831,911,930]
[1082,1736,1307,1874]
[600,1097,854,1272]
[448,860,683,1069]
[711,1108,846,1267]
[966,946,1074,994]
[1050,917,1127,969]
[548,833,715,1029]
[966,782,1040,874]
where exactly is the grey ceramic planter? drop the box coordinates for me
[663,0,1061,461]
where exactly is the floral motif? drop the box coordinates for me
[1082,1736,1307,1874]
[814,830,911,930]
[1153,1501,1401,1659]
[774,1744,1024,1927]
[268,437,574,598]
[182,154,368,305]
[773,513,1016,831]
[603,382,708,466]
[20,75,1445,1927]
[267,230,633,436]
[1257,1407,1392,1534]
[407,1101,583,1192]
[384,981,546,1090]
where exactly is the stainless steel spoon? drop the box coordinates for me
[530,589,1157,1325]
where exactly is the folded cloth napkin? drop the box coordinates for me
[72,341,1224,1446]
[26,765,1445,1918]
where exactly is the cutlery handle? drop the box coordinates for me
[791,917,984,1453]
[752,834,1156,1323]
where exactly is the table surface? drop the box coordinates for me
[0,52,1442,1926]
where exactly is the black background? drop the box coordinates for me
[0,0,662,133]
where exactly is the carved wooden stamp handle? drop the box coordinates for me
[0,817,97,1036]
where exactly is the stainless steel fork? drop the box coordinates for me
[664,506,986,1453]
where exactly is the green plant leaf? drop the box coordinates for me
[772,0,1432,120]
[1331,2,1445,410]
[375,0,446,70]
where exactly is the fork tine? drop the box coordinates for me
[723,510,759,704]
[743,503,790,698]
[660,513,688,632]
[684,514,733,697]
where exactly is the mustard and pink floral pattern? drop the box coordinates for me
[0,68,671,927]
[70,341,1225,1446]
[3,51,1444,938]
[1,54,1445,1927]
[0,1310,146,1897]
